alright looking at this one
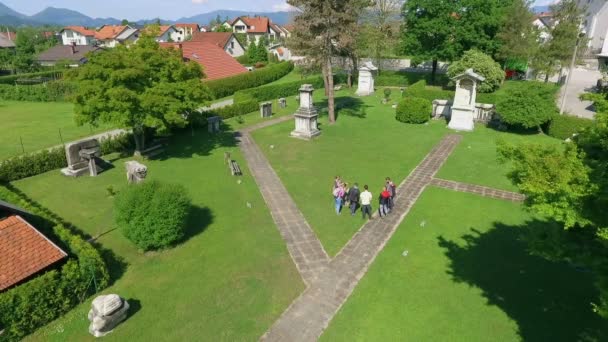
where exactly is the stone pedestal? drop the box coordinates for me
[356,62,378,96]
[291,84,321,140]
[88,294,129,337]
[207,116,221,133]
[448,69,485,132]
[278,98,286,108]
[260,102,272,118]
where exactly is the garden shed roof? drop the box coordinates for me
[0,215,67,291]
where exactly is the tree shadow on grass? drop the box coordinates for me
[150,127,238,161]
[437,221,608,341]
[176,205,213,246]
[316,96,368,120]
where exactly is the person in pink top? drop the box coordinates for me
[333,183,346,214]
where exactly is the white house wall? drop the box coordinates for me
[61,30,93,46]
[579,0,608,53]
[225,36,245,57]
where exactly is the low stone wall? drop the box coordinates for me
[432,99,496,123]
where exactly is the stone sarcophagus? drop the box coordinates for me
[88,294,129,337]
[61,138,107,177]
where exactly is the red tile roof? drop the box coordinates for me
[175,23,200,31]
[238,16,270,34]
[95,25,127,40]
[0,215,67,291]
[63,26,96,37]
[160,42,248,81]
[0,32,16,40]
[191,32,233,49]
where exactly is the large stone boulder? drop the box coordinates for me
[88,294,129,337]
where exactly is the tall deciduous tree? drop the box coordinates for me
[67,31,212,153]
[496,0,539,63]
[287,0,368,124]
[359,0,402,64]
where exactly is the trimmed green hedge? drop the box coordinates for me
[376,71,449,87]
[0,70,63,85]
[547,114,595,139]
[207,99,259,120]
[0,132,134,183]
[0,81,74,102]
[205,61,294,99]
[402,80,454,102]
[0,185,109,341]
[396,97,432,124]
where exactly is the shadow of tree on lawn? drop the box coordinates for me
[317,96,368,120]
[438,221,608,341]
[150,126,238,161]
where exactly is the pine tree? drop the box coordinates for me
[496,0,539,63]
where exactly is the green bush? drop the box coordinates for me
[547,114,595,139]
[376,71,449,87]
[0,133,135,183]
[0,70,63,85]
[236,54,249,65]
[205,61,294,99]
[208,99,259,120]
[234,76,325,103]
[495,81,559,129]
[0,185,109,341]
[403,80,455,102]
[0,81,74,102]
[115,180,191,251]
[447,50,504,93]
[395,97,432,124]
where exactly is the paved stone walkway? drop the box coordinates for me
[430,178,525,202]
[238,115,330,285]
[260,134,463,341]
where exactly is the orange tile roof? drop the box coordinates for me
[63,26,96,37]
[0,31,16,40]
[0,215,67,291]
[160,42,248,81]
[175,23,200,31]
[95,25,127,40]
[241,16,270,34]
[191,32,232,48]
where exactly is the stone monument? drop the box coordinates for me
[356,61,378,96]
[61,138,107,177]
[260,102,272,118]
[88,294,129,337]
[448,68,485,131]
[125,161,147,184]
[207,116,221,133]
[291,84,321,140]
[278,97,286,108]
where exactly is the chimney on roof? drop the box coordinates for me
[70,42,76,54]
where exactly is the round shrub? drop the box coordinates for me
[115,180,191,251]
[547,114,594,139]
[496,81,558,129]
[396,97,432,124]
[447,50,504,93]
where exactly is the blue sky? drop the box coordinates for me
[2,0,293,20]
[2,0,554,21]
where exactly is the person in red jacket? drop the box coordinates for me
[379,186,391,217]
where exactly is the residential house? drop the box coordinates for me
[533,12,554,44]
[115,27,140,45]
[190,32,245,57]
[144,25,178,43]
[0,31,16,41]
[159,41,248,80]
[200,25,211,32]
[269,44,292,62]
[60,26,96,46]
[577,0,608,63]
[0,201,67,292]
[0,35,14,49]
[37,44,101,67]
[173,23,200,42]
[224,16,291,44]
[95,25,130,47]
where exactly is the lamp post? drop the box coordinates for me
[559,30,587,115]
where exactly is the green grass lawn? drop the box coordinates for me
[15,114,303,341]
[0,101,113,160]
[253,89,447,256]
[437,126,561,191]
[322,187,608,341]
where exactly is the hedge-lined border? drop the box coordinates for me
[0,185,109,341]
[0,81,74,102]
[205,61,294,99]
[0,70,64,85]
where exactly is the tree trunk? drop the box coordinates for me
[544,73,549,83]
[322,63,329,96]
[326,56,336,124]
[431,59,438,85]
[133,127,145,156]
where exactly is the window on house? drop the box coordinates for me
[66,31,73,38]
[231,41,235,48]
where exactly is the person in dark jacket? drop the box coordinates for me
[348,183,360,215]
[386,177,396,209]
[379,186,391,217]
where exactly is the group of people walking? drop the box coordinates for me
[332,176,396,219]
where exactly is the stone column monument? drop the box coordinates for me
[448,68,485,131]
[356,62,378,96]
[291,84,321,140]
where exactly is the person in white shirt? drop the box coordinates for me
[360,185,373,220]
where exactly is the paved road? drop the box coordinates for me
[558,67,601,119]
[200,98,234,112]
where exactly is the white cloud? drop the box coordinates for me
[192,0,209,4]
[273,2,295,11]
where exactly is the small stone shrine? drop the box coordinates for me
[291,84,321,140]
[88,294,129,337]
[207,116,221,133]
[356,61,378,96]
[278,97,286,108]
[61,138,107,177]
[260,102,272,118]
[448,68,485,131]
[125,161,147,184]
